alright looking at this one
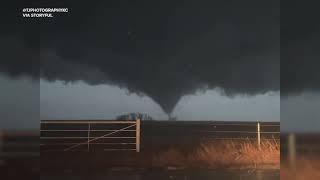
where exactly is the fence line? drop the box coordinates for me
[200,122,280,148]
[40,120,279,152]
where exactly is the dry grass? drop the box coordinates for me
[151,139,280,169]
[281,157,320,180]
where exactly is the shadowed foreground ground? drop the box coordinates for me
[281,134,320,180]
[41,140,279,174]
[41,169,279,180]
[281,157,320,180]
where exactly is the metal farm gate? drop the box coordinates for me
[40,119,141,152]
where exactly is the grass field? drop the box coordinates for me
[281,133,320,180]
[152,139,280,169]
[41,139,280,173]
[281,157,320,180]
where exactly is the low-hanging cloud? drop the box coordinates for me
[1,0,283,115]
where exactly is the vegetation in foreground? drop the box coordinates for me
[41,139,280,173]
[151,139,280,169]
[281,157,320,180]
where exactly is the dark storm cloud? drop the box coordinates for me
[1,0,280,114]
[281,1,320,95]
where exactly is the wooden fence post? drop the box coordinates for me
[288,133,296,169]
[136,119,141,152]
[257,122,261,149]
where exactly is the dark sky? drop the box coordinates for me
[281,1,320,95]
[0,1,319,132]
[1,0,280,115]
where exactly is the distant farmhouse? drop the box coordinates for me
[116,112,153,121]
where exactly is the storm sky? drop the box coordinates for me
[0,1,319,132]
[280,1,320,132]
